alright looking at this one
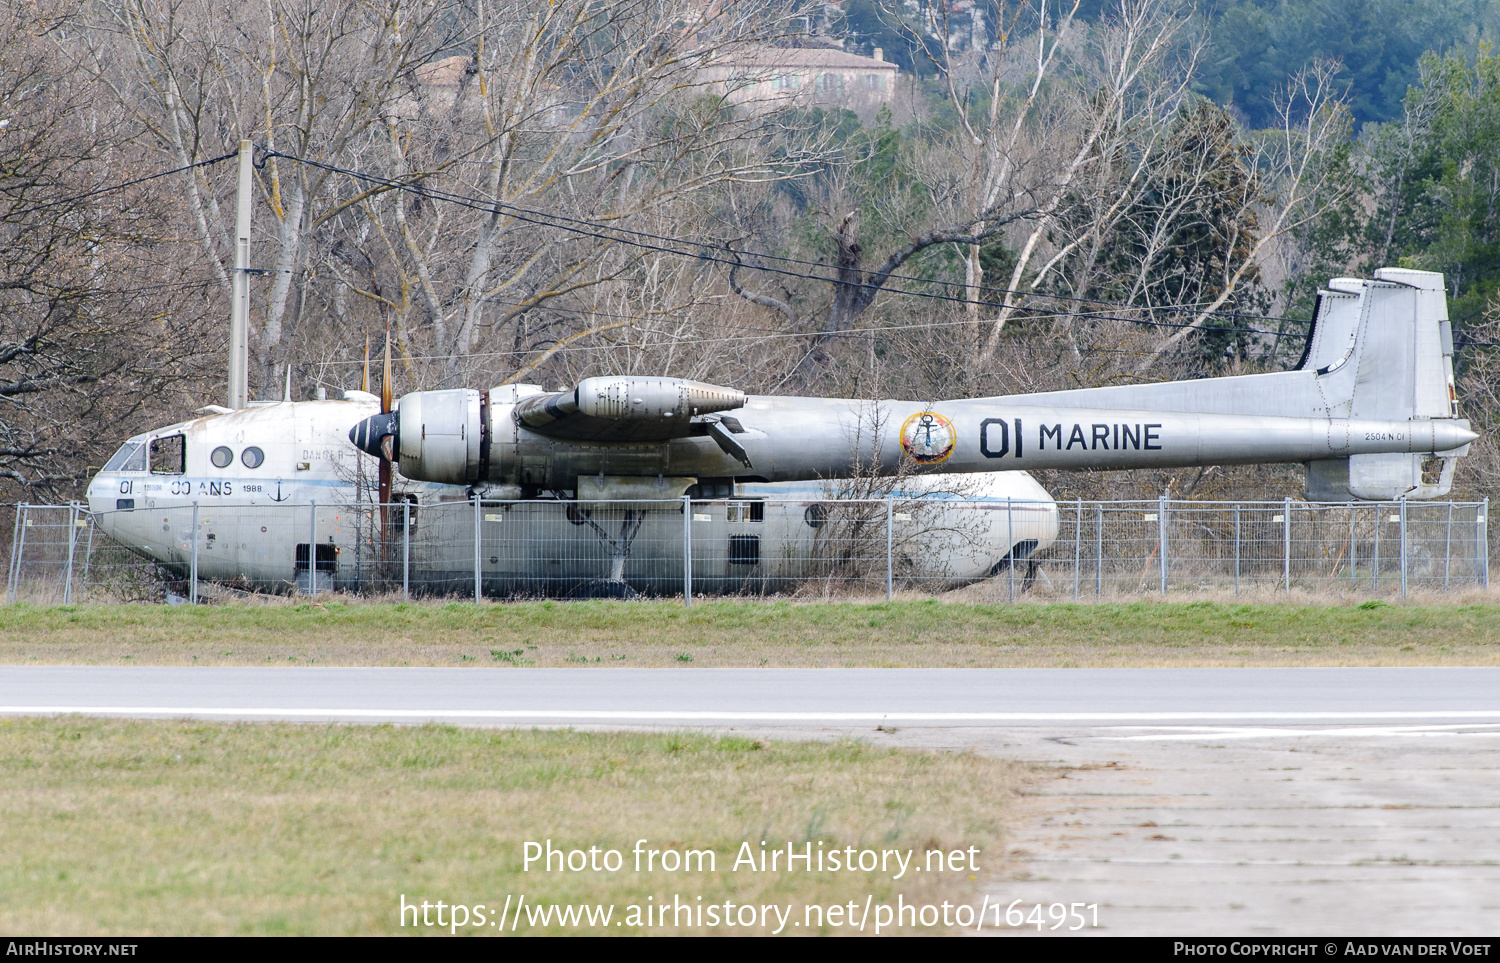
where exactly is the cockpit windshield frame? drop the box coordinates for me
[102,441,148,473]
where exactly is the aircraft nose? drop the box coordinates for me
[349,411,398,459]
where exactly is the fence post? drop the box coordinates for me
[885,497,893,601]
[1095,503,1103,597]
[1158,495,1168,595]
[1372,505,1381,590]
[1443,501,1454,591]
[1073,498,1082,602]
[1350,505,1358,586]
[190,501,200,604]
[1476,498,1488,588]
[6,504,26,604]
[62,502,79,605]
[1233,503,1241,595]
[1399,497,1408,598]
[80,512,96,599]
[402,502,410,601]
[682,494,692,606]
[1007,497,1016,603]
[473,495,482,604]
[308,501,317,596]
[1283,496,1291,595]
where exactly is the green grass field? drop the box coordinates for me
[0,718,1028,935]
[0,598,1497,666]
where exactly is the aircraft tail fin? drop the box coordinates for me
[1301,268,1464,500]
[978,268,1469,501]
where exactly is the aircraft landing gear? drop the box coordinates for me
[985,545,1044,595]
[570,507,646,599]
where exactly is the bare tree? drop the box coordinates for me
[0,4,217,500]
[78,0,460,393]
[1133,61,1355,371]
[343,0,838,388]
[969,0,1197,363]
[71,0,833,396]
[723,0,1201,380]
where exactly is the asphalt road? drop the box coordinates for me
[5,665,1498,936]
[2,666,1499,724]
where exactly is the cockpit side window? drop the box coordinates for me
[149,435,186,475]
[103,442,148,472]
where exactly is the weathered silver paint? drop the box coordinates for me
[84,268,1479,594]
[84,394,1054,592]
[372,268,1473,501]
[393,397,1472,490]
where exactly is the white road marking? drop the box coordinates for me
[1102,722,1500,740]
[4,707,1500,722]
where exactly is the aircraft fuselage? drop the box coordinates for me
[85,396,1058,594]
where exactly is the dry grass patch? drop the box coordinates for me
[1,597,1499,666]
[0,717,1028,935]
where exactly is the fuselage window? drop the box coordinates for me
[103,442,147,473]
[149,435,186,475]
[241,446,264,469]
[211,446,234,468]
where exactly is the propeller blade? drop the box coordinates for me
[381,326,392,414]
[378,459,391,571]
[379,325,393,564]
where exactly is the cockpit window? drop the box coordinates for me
[149,435,186,475]
[103,442,147,473]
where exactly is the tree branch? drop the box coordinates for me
[725,241,799,327]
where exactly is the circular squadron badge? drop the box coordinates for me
[899,411,957,464]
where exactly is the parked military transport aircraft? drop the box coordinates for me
[85,268,1475,597]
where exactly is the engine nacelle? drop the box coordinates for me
[576,376,744,419]
[513,376,745,433]
[372,377,747,487]
[396,388,483,485]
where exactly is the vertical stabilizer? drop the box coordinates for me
[1304,268,1463,500]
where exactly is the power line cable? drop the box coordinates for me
[311,150,1301,325]
[7,148,1483,355]
[0,147,1484,360]
[465,292,1304,342]
[263,150,1309,335]
[0,276,223,310]
[309,297,1302,366]
[3,152,237,223]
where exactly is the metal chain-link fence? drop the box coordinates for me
[1039,498,1489,599]
[3,497,1489,604]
